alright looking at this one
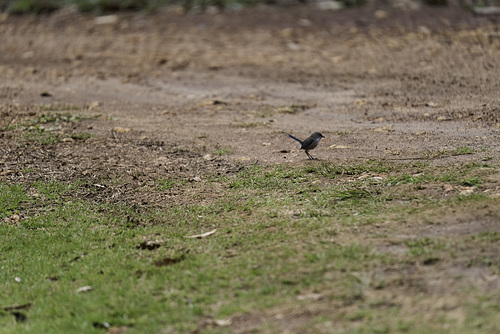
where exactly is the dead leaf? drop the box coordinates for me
[76,286,92,293]
[3,214,21,224]
[328,144,348,149]
[88,101,102,110]
[459,187,475,196]
[154,256,185,267]
[186,229,217,239]
[112,127,132,134]
[214,318,232,327]
[297,293,323,301]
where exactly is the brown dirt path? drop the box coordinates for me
[1,7,500,193]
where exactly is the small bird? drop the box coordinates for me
[286,132,325,160]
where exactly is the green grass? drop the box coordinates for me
[422,146,477,159]
[0,184,30,219]
[70,132,93,141]
[1,160,500,333]
[2,0,368,14]
[1,111,94,145]
[4,0,165,14]
[0,195,383,332]
[455,145,475,155]
[155,178,183,191]
[20,127,61,145]
[276,104,310,114]
[212,147,231,156]
[25,111,86,126]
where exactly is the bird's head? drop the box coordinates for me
[312,132,325,139]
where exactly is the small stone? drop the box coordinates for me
[374,10,388,19]
[22,51,35,59]
[425,101,439,107]
[418,25,431,34]
[287,41,300,51]
[459,187,475,196]
[262,142,271,146]
[95,15,118,25]
[299,18,311,27]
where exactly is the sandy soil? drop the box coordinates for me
[1,6,500,331]
[2,8,500,166]
[2,6,500,201]
[2,4,500,213]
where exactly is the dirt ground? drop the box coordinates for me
[2,7,500,187]
[1,6,500,204]
[1,5,500,331]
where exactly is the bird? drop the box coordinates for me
[286,132,325,160]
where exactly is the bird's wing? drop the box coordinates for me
[301,136,314,150]
[286,133,303,144]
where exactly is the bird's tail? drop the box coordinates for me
[286,133,303,144]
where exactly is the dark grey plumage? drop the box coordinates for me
[286,132,325,160]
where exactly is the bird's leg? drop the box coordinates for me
[306,151,314,160]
